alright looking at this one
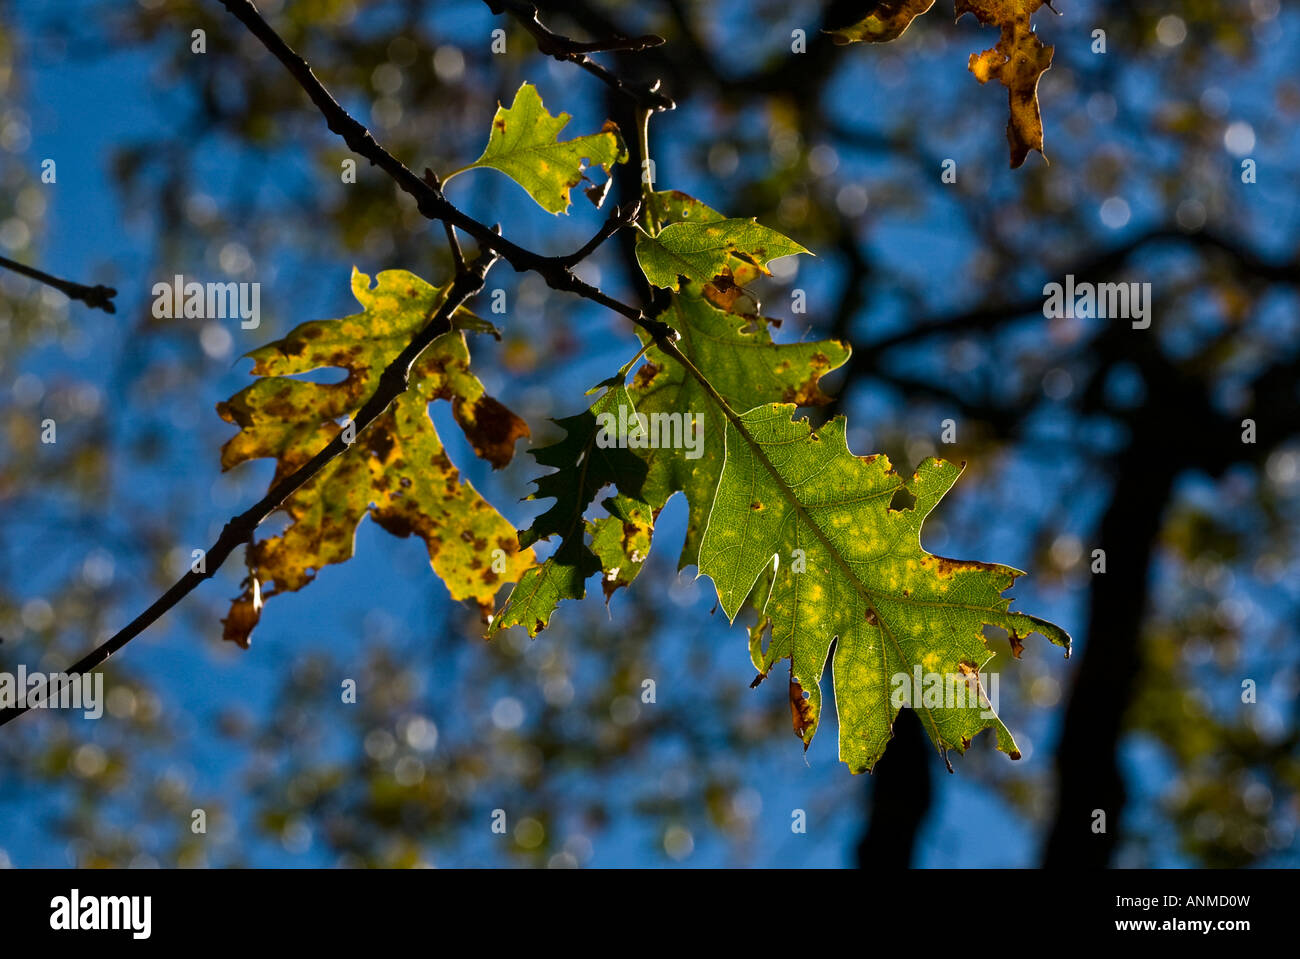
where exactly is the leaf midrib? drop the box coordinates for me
[715,408,951,752]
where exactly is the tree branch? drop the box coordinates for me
[0,254,117,313]
[482,0,674,111]
[854,226,1300,358]
[558,199,643,267]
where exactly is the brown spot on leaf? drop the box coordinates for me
[600,570,631,603]
[367,424,397,463]
[780,350,840,406]
[631,361,661,390]
[789,676,816,745]
[452,394,530,469]
[702,269,761,316]
[372,512,415,538]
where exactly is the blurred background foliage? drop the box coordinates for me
[0,0,1297,867]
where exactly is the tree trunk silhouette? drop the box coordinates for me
[856,707,933,867]
[1042,421,1178,866]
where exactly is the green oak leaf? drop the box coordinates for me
[217,268,534,647]
[697,403,1071,772]
[645,190,770,311]
[619,296,849,570]
[647,189,730,230]
[493,294,849,637]
[461,81,627,214]
[491,386,648,634]
[635,217,809,291]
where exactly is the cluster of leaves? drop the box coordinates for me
[828,0,1057,167]
[220,80,1068,771]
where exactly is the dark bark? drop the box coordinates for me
[1041,347,1200,866]
[856,707,933,868]
[1042,443,1175,866]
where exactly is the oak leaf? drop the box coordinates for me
[698,404,1071,771]
[460,82,627,214]
[635,217,808,292]
[493,292,850,636]
[217,268,533,647]
[490,386,647,635]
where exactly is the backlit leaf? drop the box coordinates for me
[635,217,808,291]
[646,190,768,312]
[826,0,935,43]
[464,81,627,214]
[959,0,1055,168]
[698,403,1071,771]
[217,268,534,647]
[624,296,848,570]
[491,386,647,635]
[494,293,849,637]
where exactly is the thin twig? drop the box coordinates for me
[558,200,642,267]
[635,107,660,234]
[0,254,117,314]
[483,0,674,111]
[424,168,466,272]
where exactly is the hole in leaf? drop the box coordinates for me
[888,486,916,512]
